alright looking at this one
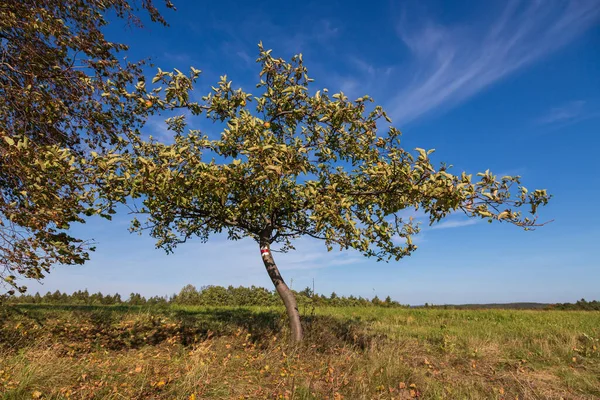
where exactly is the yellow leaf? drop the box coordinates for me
[32,391,42,399]
[189,394,196,400]
[3,136,15,146]
[156,380,166,388]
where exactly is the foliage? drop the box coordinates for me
[0,0,173,294]
[109,43,550,260]
[10,288,599,311]
[550,299,600,311]
[94,43,550,339]
[6,285,409,308]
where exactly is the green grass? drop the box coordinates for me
[1,304,599,399]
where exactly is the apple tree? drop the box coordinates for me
[113,44,550,341]
[0,0,173,295]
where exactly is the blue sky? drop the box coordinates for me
[28,0,600,305]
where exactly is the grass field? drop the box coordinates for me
[1,304,599,399]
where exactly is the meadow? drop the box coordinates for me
[1,304,599,399]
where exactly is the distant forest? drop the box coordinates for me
[3,285,599,310]
[3,285,407,308]
[430,299,600,311]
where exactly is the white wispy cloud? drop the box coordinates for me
[163,52,198,65]
[263,237,364,271]
[330,57,395,100]
[429,218,480,230]
[143,108,219,143]
[143,114,170,140]
[235,50,253,66]
[212,15,340,57]
[174,235,363,273]
[388,0,600,124]
[535,100,600,128]
[536,100,587,124]
[24,230,364,297]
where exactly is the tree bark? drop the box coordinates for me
[259,237,303,342]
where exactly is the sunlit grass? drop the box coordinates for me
[1,304,598,399]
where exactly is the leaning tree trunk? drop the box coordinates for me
[259,238,303,342]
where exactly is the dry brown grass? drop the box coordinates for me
[1,305,598,399]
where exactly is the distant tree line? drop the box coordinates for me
[6,288,597,310]
[4,284,408,308]
[425,302,549,310]
[420,300,600,311]
[547,299,600,311]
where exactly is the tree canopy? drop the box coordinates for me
[116,45,550,255]
[98,44,550,340]
[0,0,173,294]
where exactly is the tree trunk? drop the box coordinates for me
[259,238,303,342]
